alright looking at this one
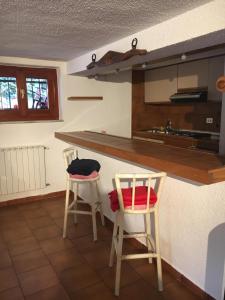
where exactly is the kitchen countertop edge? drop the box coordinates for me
[55,131,225,185]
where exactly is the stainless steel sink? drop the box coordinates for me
[145,128,212,139]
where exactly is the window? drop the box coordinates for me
[0,66,59,121]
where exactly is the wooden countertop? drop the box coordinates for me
[55,131,225,184]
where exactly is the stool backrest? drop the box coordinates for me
[63,148,78,179]
[115,172,166,213]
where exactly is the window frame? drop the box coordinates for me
[0,65,59,122]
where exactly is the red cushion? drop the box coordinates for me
[108,186,157,212]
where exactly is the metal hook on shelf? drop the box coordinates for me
[132,38,138,49]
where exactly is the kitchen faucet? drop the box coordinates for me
[165,120,172,133]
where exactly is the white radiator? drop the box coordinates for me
[0,145,48,195]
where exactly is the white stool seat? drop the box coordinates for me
[63,148,105,241]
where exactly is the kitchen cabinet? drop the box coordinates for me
[177,59,208,90]
[208,56,224,102]
[145,65,177,103]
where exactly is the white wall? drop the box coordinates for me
[0,56,131,201]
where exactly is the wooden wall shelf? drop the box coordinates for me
[68,96,103,101]
[71,35,225,78]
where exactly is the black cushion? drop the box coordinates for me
[67,158,101,176]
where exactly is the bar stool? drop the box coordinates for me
[109,172,166,296]
[63,148,105,241]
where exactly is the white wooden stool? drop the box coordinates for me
[63,148,105,241]
[109,172,166,296]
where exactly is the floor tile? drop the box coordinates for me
[48,207,65,219]
[95,225,112,240]
[0,236,7,251]
[22,208,47,220]
[54,216,74,229]
[2,226,32,244]
[0,207,20,218]
[48,247,84,274]
[0,249,12,269]
[12,249,49,273]
[127,257,149,268]
[17,202,42,212]
[18,265,59,296]
[162,281,201,300]
[82,246,110,270]
[8,236,40,257]
[60,265,100,294]
[73,235,111,253]
[41,198,64,210]
[0,267,19,292]
[32,225,61,241]
[25,284,69,300]
[97,262,140,291]
[70,282,115,300]
[39,237,74,255]
[26,216,55,230]
[65,223,93,240]
[134,262,175,289]
[120,279,164,300]
[0,219,27,231]
[0,286,24,300]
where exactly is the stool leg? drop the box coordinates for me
[73,183,78,224]
[115,213,124,296]
[154,209,163,291]
[145,213,152,264]
[63,180,70,239]
[109,212,119,267]
[91,183,97,241]
[96,181,105,226]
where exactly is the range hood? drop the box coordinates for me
[170,90,207,103]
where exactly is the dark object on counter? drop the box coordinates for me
[170,90,207,103]
[67,158,101,175]
[173,130,211,138]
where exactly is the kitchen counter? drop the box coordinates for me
[55,131,225,184]
[133,130,219,152]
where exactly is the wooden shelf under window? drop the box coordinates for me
[68,96,103,101]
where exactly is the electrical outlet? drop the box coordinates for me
[206,117,213,124]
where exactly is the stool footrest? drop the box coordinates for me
[68,210,92,215]
[123,233,148,238]
[122,253,158,260]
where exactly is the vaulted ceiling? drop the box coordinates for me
[0,0,211,61]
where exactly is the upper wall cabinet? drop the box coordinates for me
[144,55,224,103]
[145,65,177,103]
[208,56,224,102]
[177,59,208,90]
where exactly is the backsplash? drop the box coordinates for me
[132,71,221,133]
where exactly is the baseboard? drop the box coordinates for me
[0,194,214,299]
[0,190,66,207]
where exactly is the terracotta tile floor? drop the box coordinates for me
[0,198,202,300]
